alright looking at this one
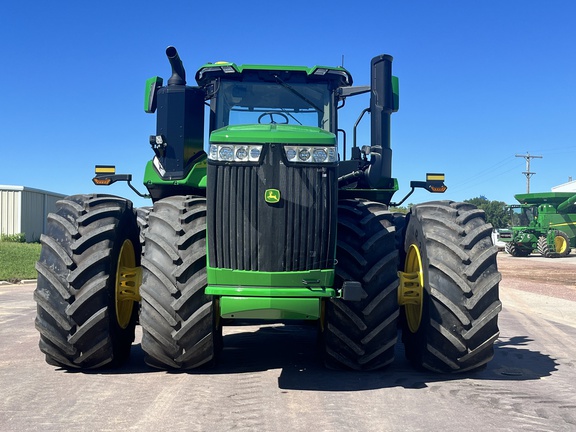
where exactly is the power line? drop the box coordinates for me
[446,155,523,195]
[515,152,542,193]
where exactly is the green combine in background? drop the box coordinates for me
[34,46,501,373]
[500,192,576,257]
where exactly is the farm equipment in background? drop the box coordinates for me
[499,192,576,258]
[34,46,501,373]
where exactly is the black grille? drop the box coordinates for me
[207,144,337,272]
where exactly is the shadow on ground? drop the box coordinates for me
[71,323,558,392]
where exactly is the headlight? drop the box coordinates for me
[284,145,337,164]
[219,146,234,161]
[235,147,248,160]
[208,144,263,162]
[298,148,311,162]
[312,148,327,163]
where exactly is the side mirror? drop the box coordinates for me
[424,173,447,193]
[144,76,163,113]
[390,76,399,112]
[409,173,447,193]
[391,173,447,207]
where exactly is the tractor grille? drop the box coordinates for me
[207,144,337,272]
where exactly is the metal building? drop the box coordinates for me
[552,179,576,193]
[0,185,66,242]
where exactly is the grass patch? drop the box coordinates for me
[0,242,41,283]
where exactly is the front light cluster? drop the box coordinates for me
[284,146,337,163]
[208,144,262,162]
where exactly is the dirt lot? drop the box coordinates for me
[497,251,576,301]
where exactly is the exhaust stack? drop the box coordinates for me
[366,55,396,188]
[152,46,204,181]
[166,46,186,86]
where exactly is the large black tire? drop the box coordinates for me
[136,206,152,253]
[504,242,531,257]
[392,212,408,261]
[401,201,502,373]
[139,195,220,369]
[322,199,399,370]
[537,231,571,258]
[34,195,140,369]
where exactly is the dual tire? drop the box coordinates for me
[139,196,220,369]
[400,201,502,372]
[34,194,218,370]
[35,196,501,373]
[322,199,399,370]
[324,199,502,373]
[34,195,140,368]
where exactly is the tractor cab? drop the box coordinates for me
[196,62,351,134]
[508,204,538,227]
[195,62,353,166]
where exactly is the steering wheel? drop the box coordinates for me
[257,112,289,124]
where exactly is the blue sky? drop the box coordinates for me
[2,1,575,208]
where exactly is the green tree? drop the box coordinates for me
[389,204,411,214]
[464,196,510,229]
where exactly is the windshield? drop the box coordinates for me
[510,206,537,226]
[214,80,332,131]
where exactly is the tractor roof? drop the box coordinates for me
[195,62,353,87]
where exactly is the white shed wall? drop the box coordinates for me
[0,188,22,236]
[0,186,65,242]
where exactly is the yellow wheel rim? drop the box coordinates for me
[115,240,141,329]
[555,235,568,254]
[398,244,424,333]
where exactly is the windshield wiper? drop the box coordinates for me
[273,74,324,114]
[279,107,303,125]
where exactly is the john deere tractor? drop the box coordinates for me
[500,192,576,258]
[34,47,501,372]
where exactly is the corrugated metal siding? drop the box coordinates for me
[21,190,46,242]
[0,189,22,237]
[0,186,65,242]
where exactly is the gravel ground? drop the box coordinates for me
[0,251,575,431]
[497,252,576,301]
[497,251,576,328]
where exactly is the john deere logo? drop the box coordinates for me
[265,189,281,204]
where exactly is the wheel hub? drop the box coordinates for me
[555,235,568,254]
[115,240,141,329]
[397,244,424,333]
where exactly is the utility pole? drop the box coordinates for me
[515,152,542,193]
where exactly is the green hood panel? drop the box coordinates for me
[143,156,207,188]
[210,124,336,145]
[207,267,335,288]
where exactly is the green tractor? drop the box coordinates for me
[500,192,576,258]
[34,46,501,372]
